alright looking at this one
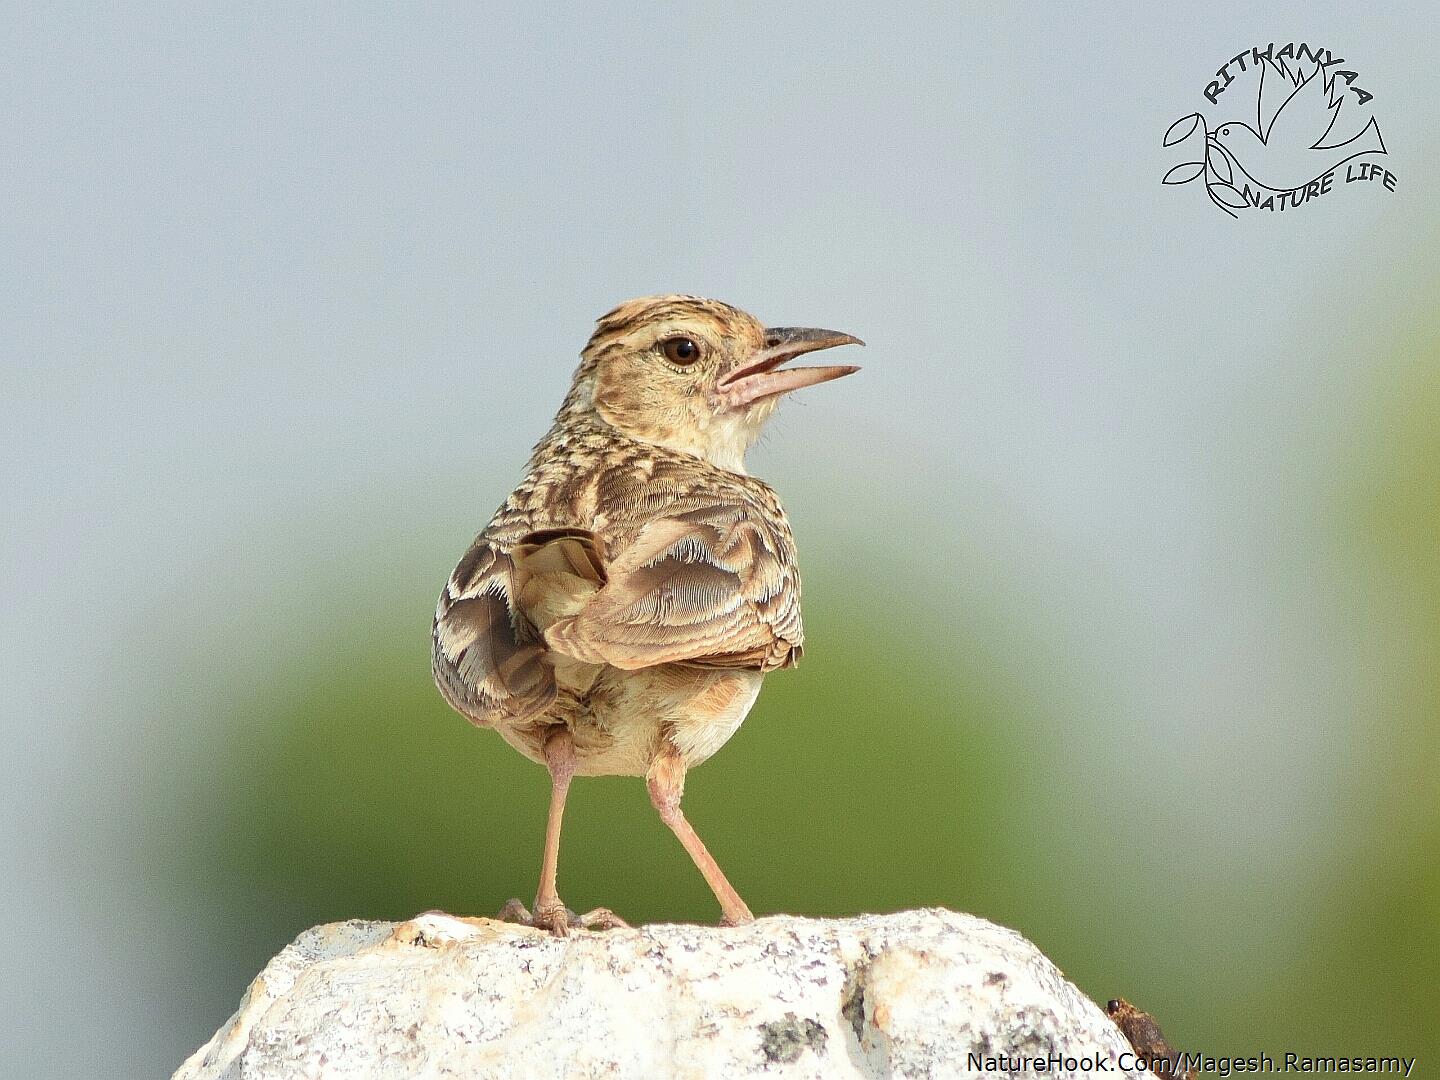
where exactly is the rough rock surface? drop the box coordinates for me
[175,908,1141,1079]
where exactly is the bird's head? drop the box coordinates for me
[1209,120,1264,154]
[571,295,862,471]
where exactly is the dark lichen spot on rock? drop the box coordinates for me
[985,970,1008,985]
[758,1012,829,1064]
[400,924,440,949]
[841,982,866,1042]
[1007,1006,1061,1055]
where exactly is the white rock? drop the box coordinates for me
[175,908,1142,1079]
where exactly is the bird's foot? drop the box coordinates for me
[576,906,630,931]
[718,898,756,928]
[496,898,631,937]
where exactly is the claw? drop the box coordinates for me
[496,898,629,936]
[532,901,575,937]
[496,897,575,936]
[578,907,631,930]
[496,897,538,925]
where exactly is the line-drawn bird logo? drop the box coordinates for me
[1211,59,1384,192]
[1162,51,1389,217]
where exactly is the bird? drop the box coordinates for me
[432,295,862,935]
[1209,58,1385,193]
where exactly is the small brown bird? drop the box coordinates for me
[432,295,861,934]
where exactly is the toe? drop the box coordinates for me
[533,902,578,937]
[578,907,631,931]
[496,898,534,925]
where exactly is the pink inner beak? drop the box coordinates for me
[716,327,863,409]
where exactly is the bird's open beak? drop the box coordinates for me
[716,327,863,409]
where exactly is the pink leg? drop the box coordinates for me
[498,728,630,936]
[530,728,576,932]
[646,748,755,926]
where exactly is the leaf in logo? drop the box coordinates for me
[1206,149,1233,184]
[1208,182,1250,209]
[1163,112,1202,147]
[1162,161,1205,185]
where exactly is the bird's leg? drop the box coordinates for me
[498,727,631,936]
[497,728,577,936]
[645,747,755,926]
[531,727,576,932]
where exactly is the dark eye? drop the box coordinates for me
[1221,126,1230,136]
[661,337,702,366]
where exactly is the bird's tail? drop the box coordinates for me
[1328,115,1386,157]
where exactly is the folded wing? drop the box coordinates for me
[543,502,803,672]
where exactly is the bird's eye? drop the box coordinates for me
[661,337,702,366]
[1222,126,1230,136]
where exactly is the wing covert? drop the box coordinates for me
[543,501,803,672]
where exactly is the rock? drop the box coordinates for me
[175,908,1142,1079]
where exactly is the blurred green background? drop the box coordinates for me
[4,4,1437,1077]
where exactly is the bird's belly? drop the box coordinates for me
[496,665,763,777]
